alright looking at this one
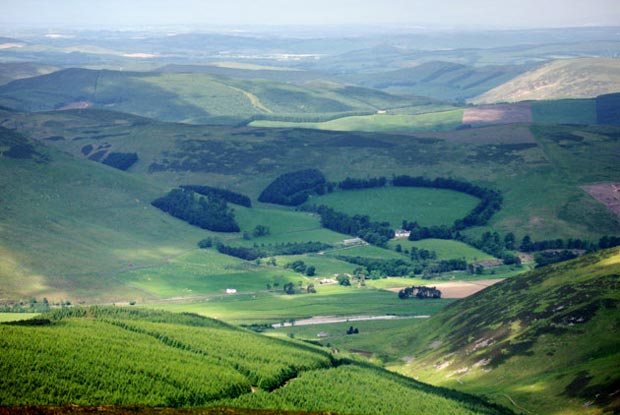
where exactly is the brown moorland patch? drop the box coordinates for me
[582,182,620,215]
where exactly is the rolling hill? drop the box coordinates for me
[3,108,620,242]
[342,61,535,103]
[0,125,210,303]
[470,58,620,104]
[0,62,59,86]
[0,68,424,125]
[0,306,514,415]
[391,248,620,415]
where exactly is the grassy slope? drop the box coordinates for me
[471,58,620,104]
[0,127,209,303]
[0,307,513,415]
[390,248,620,415]
[343,61,533,102]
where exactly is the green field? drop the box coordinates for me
[387,239,496,261]
[117,249,306,299]
[250,110,464,133]
[271,318,427,364]
[306,187,479,228]
[148,285,452,325]
[266,254,359,278]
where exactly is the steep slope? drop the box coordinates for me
[0,126,208,303]
[345,61,533,102]
[394,248,620,415]
[0,307,513,415]
[471,58,620,104]
[0,68,419,124]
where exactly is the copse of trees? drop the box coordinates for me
[258,169,327,206]
[102,152,138,171]
[338,176,387,190]
[398,286,442,299]
[152,188,240,232]
[216,243,262,261]
[181,185,252,207]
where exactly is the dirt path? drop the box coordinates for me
[385,279,503,299]
[272,314,430,328]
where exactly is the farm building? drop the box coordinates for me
[342,237,366,246]
[394,229,411,239]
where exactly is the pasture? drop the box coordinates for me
[148,285,453,325]
[387,239,496,261]
[116,249,305,299]
[306,187,479,228]
[250,109,464,133]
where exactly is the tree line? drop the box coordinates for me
[181,185,252,207]
[152,188,240,232]
[334,255,467,278]
[338,176,387,190]
[211,241,332,261]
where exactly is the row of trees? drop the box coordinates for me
[211,241,332,261]
[181,185,252,207]
[258,169,328,206]
[519,235,620,252]
[152,188,240,232]
[338,176,387,190]
[334,255,467,278]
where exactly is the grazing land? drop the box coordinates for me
[250,110,465,133]
[306,187,480,228]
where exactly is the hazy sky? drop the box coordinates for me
[2,0,620,29]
